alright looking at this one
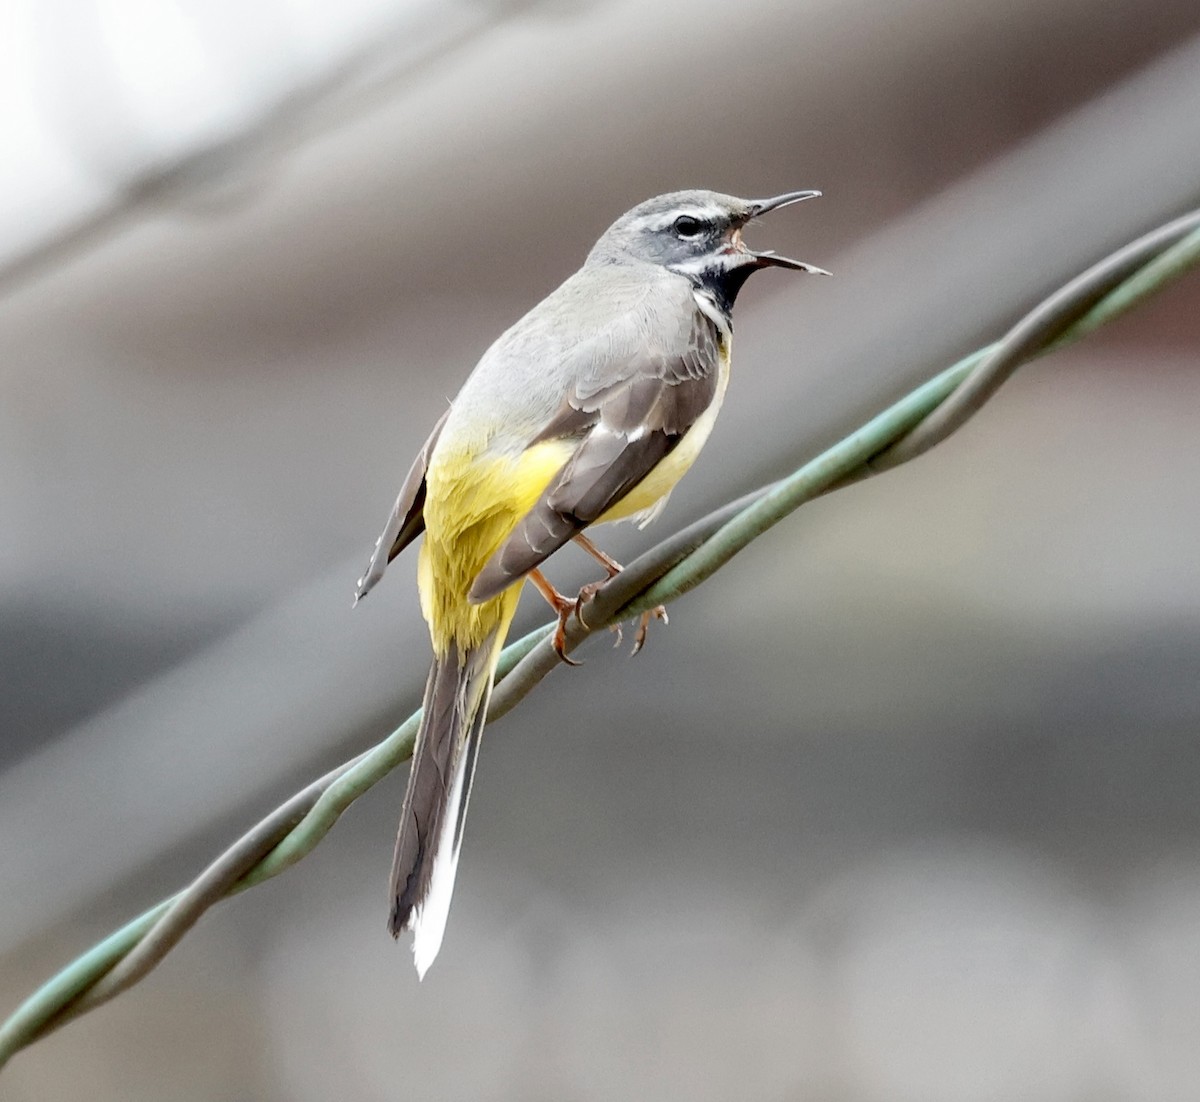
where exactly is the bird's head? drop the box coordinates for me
[588,188,827,311]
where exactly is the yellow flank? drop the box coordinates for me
[420,437,574,654]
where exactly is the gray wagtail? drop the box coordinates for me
[355,189,825,975]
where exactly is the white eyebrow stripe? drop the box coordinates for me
[638,204,726,231]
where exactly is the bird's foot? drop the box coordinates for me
[568,536,669,654]
[571,533,626,644]
[573,578,608,632]
[631,605,669,656]
[577,586,669,655]
[572,578,634,650]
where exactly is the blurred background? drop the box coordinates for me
[2,0,1200,1098]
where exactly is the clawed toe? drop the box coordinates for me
[530,568,582,666]
[552,614,582,666]
[631,605,669,656]
[573,580,607,631]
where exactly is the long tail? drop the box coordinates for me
[388,631,501,978]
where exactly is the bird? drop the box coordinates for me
[355,188,826,977]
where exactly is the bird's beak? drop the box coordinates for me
[745,189,822,217]
[746,250,831,274]
[741,189,829,274]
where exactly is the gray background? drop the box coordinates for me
[2,0,1200,1098]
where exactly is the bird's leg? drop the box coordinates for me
[570,532,669,653]
[571,533,623,640]
[572,532,624,577]
[527,568,582,666]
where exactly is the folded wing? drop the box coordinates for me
[468,305,720,603]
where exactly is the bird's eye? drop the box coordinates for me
[673,215,705,238]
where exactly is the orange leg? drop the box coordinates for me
[572,532,624,577]
[528,568,581,666]
[570,533,669,655]
[571,533,624,639]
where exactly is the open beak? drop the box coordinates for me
[741,189,830,275]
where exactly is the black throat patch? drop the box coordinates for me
[692,261,754,320]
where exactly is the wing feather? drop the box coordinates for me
[354,407,451,602]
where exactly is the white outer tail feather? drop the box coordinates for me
[396,644,495,979]
[407,742,469,980]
